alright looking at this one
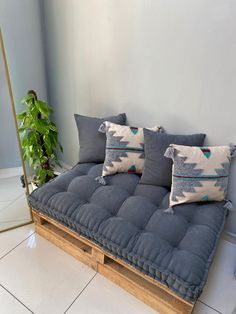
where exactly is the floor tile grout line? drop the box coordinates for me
[0,193,25,213]
[0,218,32,224]
[198,299,223,314]
[0,284,35,314]
[63,273,97,314]
[0,190,25,204]
[0,231,35,261]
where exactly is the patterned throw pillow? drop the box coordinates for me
[165,144,234,207]
[99,122,163,176]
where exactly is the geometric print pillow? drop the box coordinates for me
[164,144,233,207]
[99,122,163,177]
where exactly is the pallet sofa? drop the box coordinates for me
[29,162,227,314]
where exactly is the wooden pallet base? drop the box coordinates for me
[33,210,194,314]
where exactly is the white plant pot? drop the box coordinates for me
[30,181,38,192]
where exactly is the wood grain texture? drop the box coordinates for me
[32,210,194,314]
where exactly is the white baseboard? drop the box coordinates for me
[222,231,236,245]
[0,167,23,178]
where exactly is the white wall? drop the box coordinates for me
[42,0,236,236]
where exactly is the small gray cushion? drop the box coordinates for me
[74,113,126,163]
[140,130,206,187]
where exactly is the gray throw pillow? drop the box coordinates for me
[74,113,126,163]
[140,130,206,187]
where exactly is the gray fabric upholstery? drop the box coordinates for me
[29,163,226,302]
[74,113,126,163]
[140,130,206,187]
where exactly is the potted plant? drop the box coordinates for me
[17,90,62,188]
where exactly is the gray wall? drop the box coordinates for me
[0,0,47,106]
[42,0,236,237]
[0,54,20,168]
[0,0,47,170]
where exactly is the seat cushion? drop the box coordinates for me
[28,163,227,302]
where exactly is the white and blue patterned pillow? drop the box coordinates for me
[165,144,234,207]
[99,122,163,176]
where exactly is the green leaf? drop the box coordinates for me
[40,156,48,164]
[47,169,54,178]
[22,138,28,147]
[48,123,57,132]
[19,129,27,140]
[48,131,57,145]
[36,168,48,186]
[29,157,34,166]
[35,100,53,118]
[18,126,26,133]
[43,134,53,155]
[28,131,37,144]
[19,92,62,185]
[17,111,27,120]
[21,94,34,105]
[34,119,49,134]
[29,104,39,119]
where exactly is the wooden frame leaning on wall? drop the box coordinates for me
[0,29,33,233]
[32,209,195,314]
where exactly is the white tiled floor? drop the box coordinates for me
[0,169,31,231]
[0,225,235,314]
[66,274,157,314]
[0,176,24,202]
[0,286,30,314]
[199,240,236,314]
[0,224,34,258]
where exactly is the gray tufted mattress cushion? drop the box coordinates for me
[28,163,227,303]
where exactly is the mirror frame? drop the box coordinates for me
[0,28,33,232]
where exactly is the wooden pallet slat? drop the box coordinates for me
[32,210,194,314]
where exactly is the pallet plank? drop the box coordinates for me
[32,210,194,314]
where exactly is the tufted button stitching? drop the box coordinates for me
[28,162,227,303]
